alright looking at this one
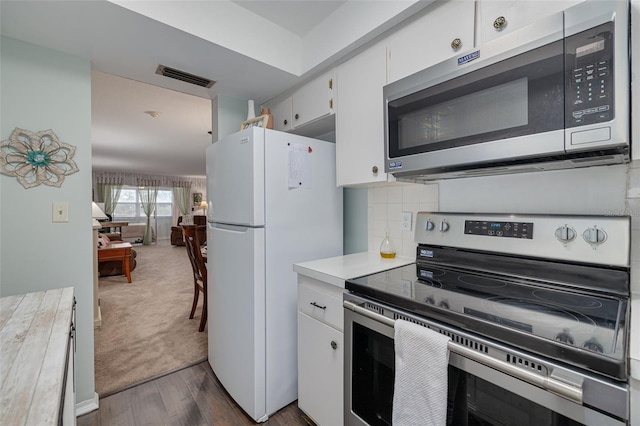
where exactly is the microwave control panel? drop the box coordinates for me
[566,22,614,128]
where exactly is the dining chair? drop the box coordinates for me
[181,224,207,332]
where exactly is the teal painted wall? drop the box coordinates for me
[212,95,249,141]
[0,36,95,403]
[313,132,368,254]
[343,187,368,254]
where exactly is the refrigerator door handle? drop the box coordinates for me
[210,223,258,232]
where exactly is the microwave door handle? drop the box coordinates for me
[343,300,583,404]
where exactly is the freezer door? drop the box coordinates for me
[207,223,266,422]
[206,128,265,226]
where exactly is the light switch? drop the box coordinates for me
[52,202,69,223]
[401,212,412,231]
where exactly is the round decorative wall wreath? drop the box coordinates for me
[0,128,79,189]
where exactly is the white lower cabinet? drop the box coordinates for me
[294,253,416,426]
[298,312,343,426]
[297,276,344,426]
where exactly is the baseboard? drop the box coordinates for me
[76,392,99,416]
[93,305,102,328]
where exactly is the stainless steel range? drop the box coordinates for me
[344,212,630,426]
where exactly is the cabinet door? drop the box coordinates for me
[298,312,343,426]
[336,41,388,186]
[271,97,292,132]
[292,71,334,128]
[477,0,583,45]
[388,0,475,83]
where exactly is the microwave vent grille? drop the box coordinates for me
[458,167,543,176]
[570,155,617,164]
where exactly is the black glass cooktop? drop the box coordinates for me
[346,258,629,380]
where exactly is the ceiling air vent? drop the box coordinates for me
[155,65,215,88]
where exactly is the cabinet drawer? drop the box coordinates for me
[298,283,343,331]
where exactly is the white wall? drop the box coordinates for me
[0,37,95,405]
[212,95,251,142]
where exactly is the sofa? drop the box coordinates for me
[171,215,207,246]
[97,233,137,277]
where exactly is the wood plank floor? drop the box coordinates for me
[78,361,311,426]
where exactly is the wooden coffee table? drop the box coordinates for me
[98,242,133,283]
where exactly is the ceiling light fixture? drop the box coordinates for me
[144,111,161,118]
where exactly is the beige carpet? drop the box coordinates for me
[94,239,208,396]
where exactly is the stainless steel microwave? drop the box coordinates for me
[384,1,629,181]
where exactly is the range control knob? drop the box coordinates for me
[438,220,450,233]
[555,330,574,345]
[583,338,604,353]
[554,225,576,243]
[425,220,435,231]
[425,296,435,305]
[438,301,449,310]
[582,226,607,245]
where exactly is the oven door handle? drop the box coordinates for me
[343,300,583,405]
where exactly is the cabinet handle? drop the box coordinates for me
[493,16,506,30]
[331,341,337,350]
[310,301,326,310]
[284,119,288,126]
[295,113,300,120]
[329,78,333,90]
[372,166,379,174]
[451,38,462,51]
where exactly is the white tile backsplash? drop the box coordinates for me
[368,183,439,258]
[370,187,387,205]
[387,185,403,204]
[387,203,403,221]
[372,203,387,221]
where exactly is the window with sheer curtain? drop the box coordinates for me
[113,186,173,219]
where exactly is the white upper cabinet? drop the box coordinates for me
[269,70,335,133]
[476,0,583,45]
[335,41,389,186]
[293,70,334,128]
[271,97,293,132]
[388,1,476,83]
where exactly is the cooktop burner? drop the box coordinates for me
[531,289,604,309]
[480,297,598,333]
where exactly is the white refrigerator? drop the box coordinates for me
[206,127,343,422]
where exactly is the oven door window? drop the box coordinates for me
[387,40,564,159]
[350,321,585,426]
[352,322,395,426]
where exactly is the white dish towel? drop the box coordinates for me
[393,319,451,426]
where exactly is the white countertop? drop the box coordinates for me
[293,251,415,288]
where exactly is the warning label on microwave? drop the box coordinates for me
[458,50,480,65]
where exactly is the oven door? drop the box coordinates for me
[344,299,627,426]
